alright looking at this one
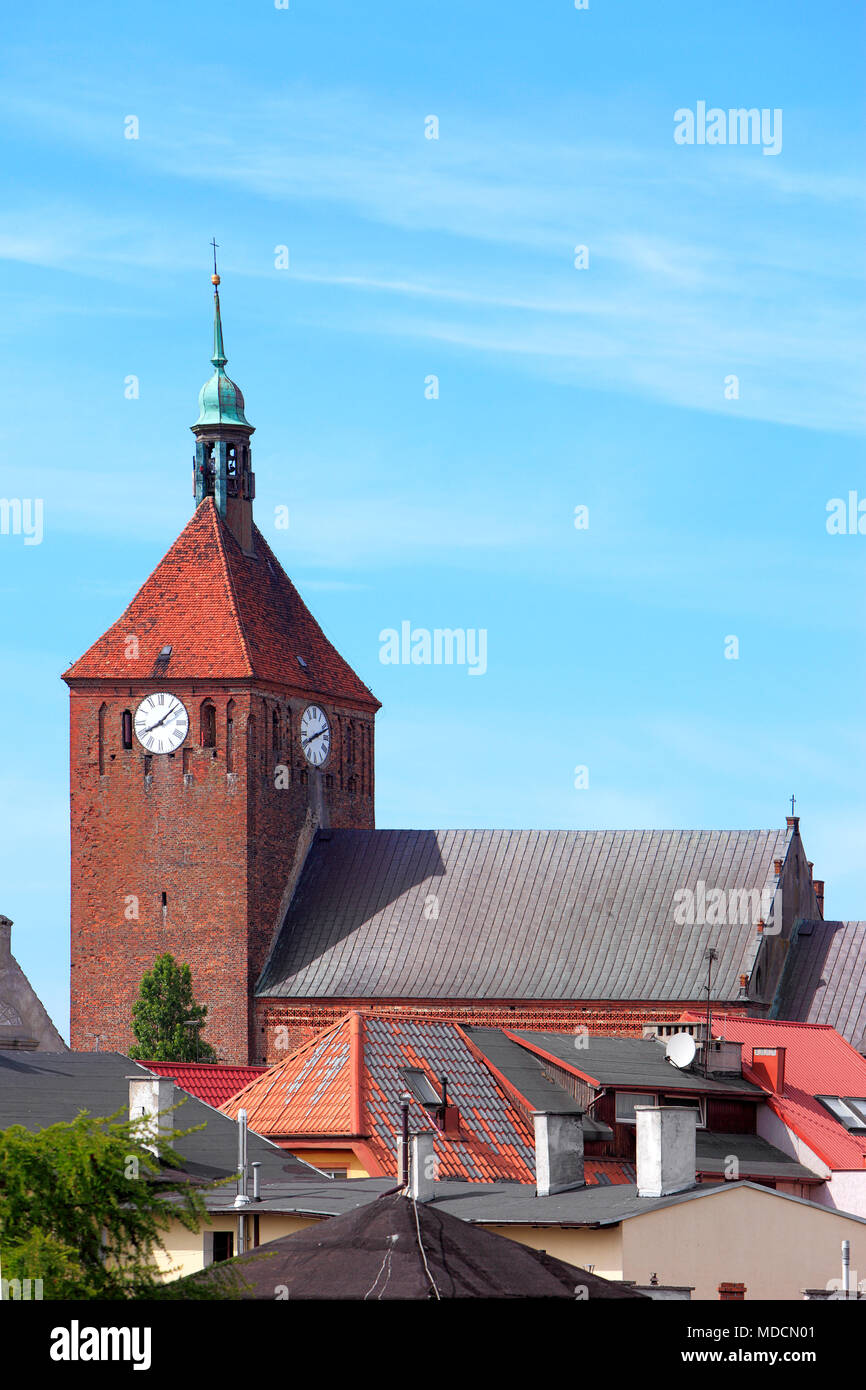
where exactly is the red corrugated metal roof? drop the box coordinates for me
[144,1060,267,1110]
[680,1012,866,1171]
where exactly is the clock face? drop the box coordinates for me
[134,693,189,754]
[300,704,331,767]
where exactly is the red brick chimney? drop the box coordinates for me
[786,815,800,832]
[774,858,783,875]
[813,880,825,918]
[750,1046,786,1093]
[718,1282,746,1301]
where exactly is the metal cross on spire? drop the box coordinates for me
[210,237,219,280]
[790,794,796,817]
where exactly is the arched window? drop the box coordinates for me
[272,707,280,751]
[121,710,133,750]
[200,701,216,749]
[226,700,235,773]
[98,702,107,775]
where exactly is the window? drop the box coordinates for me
[226,700,235,773]
[320,1167,349,1180]
[817,1096,866,1132]
[661,1095,706,1128]
[121,710,133,750]
[615,1091,658,1124]
[272,707,280,751]
[200,701,216,748]
[212,1231,234,1263]
[98,702,107,775]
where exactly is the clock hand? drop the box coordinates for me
[302,730,327,747]
[145,704,181,733]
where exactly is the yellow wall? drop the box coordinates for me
[483,1223,623,1282]
[291,1148,370,1179]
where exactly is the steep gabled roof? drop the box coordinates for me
[259,827,788,1003]
[775,921,866,1053]
[62,498,378,707]
[680,1013,866,1172]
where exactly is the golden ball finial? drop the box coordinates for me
[211,273,221,285]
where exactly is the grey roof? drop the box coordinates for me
[694,1132,819,1181]
[199,1176,859,1228]
[0,1050,321,1185]
[259,827,788,1002]
[775,921,866,1053]
[506,1031,764,1096]
[462,1026,612,1138]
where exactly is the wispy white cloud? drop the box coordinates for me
[0,71,862,432]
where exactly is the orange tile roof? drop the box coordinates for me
[63,498,378,707]
[143,1060,267,1110]
[680,1012,866,1171]
[222,1012,539,1183]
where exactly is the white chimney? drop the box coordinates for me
[409,1131,437,1202]
[128,1075,176,1155]
[533,1111,585,1197]
[635,1105,697,1198]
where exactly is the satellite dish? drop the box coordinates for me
[666,1032,697,1069]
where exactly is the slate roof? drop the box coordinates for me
[143,1061,267,1110]
[260,827,789,1003]
[503,1030,764,1096]
[775,921,866,1053]
[62,499,378,708]
[681,1013,866,1172]
[0,1051,322,1185]
[181,1192,647,1299]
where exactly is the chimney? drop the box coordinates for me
[718,1282,746,1300]
[635,1106,697,1198]
[786,815,799,833]
[128,1075,176,1154]
[533,1111,585,1197]
[813,880,824,918]
[0,915,12,967]
[774,858,783,875]
[409,1131,437,1202]
[750,1046,786,1093]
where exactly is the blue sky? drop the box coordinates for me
[1,0,864,1038]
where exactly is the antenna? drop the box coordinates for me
[666,1032,697,1069]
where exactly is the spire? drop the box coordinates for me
[211,238,227,369]
[192,244,256,553]
[192,244,253,432]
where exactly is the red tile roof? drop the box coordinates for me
[143,1060,267,1110]
[680,1012,866,1171]
[62,499,379,708]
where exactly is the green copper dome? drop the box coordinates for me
[192,281,253,432]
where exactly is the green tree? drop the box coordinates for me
[128,953,218,1062]
[0,1107,227,1299]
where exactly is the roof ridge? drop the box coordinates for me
[208,502,255,677]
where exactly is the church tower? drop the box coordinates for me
[64,265,379,1063]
